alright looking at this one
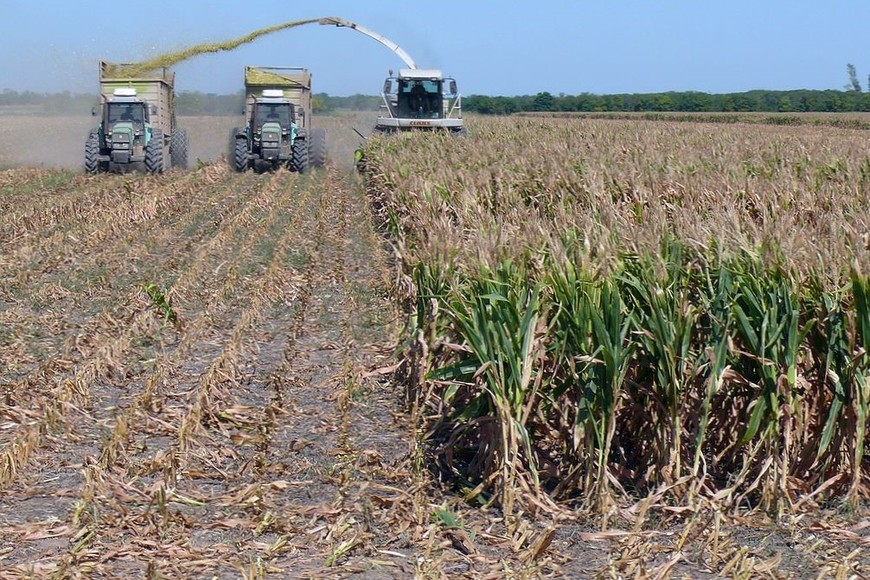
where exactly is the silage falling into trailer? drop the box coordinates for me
[107,18,322,77]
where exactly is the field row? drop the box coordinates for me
[0,161,439,576]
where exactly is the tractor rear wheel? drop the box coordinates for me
[232,132,249,173]
[170,128,189,169]
[309,128,327,168]
[85,130,100,174]
[145,129,165,174]
[291,136,308,173]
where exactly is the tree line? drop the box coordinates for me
[3,61,870,116]
[5,88,869,117]
[464,89,870,115]
[466,64,870,115]
[0,89,378,115]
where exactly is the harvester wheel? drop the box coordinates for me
[309,128,327,168]
[85,130,100,174]
[145,129,165,174]
[233,133,249,173]
[291,136,308,173]
[170,128,189,169]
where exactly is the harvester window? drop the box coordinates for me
[399,79,441,118]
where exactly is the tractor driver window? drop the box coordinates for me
[256,104,291,128]
[108,104,143,125]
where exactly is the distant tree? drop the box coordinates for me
[846,63,862,92]
[312,93,332,113]
[677,91,712,112]
[532,91,555,112]
[466,95,494,114]
[656,94,675,111]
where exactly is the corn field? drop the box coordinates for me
[1,112,868,577]
[361,116,870,542]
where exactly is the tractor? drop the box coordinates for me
[85,61,188,174]
[230,66,326,173]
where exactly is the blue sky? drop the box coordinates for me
[2,1,868,96]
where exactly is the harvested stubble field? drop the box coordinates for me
[0,112,868,579]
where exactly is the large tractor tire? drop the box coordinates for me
[85,130,100,175]
[170,128,189,169]
[232,130,249,173]
[145,129,165,174]
[308,128,327,168]
[291,136,308,173]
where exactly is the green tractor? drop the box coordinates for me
[230,66,326,173]
[85,62,187,174]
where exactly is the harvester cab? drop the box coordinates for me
[376,69,464,134]
[384,70,461,121]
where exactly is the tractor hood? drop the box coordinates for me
[260,122,283,142]
[110,122,134,133]
[109,123,135,148]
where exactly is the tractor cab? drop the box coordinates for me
[253,100,294,130]
[106,101,148,129]
[250,90,298,163]
[103,89,149,130]
[100,88,152,165]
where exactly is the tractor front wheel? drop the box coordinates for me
[291,136,308,173]
[85,130,100,174]
[145,129,165,174]
[232,132,249,173]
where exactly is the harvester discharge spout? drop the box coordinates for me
[318,17,418,69]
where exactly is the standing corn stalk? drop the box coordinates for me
[438,264,547,517]
[622,240,698,489]
[730,257,809,514]
[690,259,733,501]
[847,267,870,504]
[549,260,633,519]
